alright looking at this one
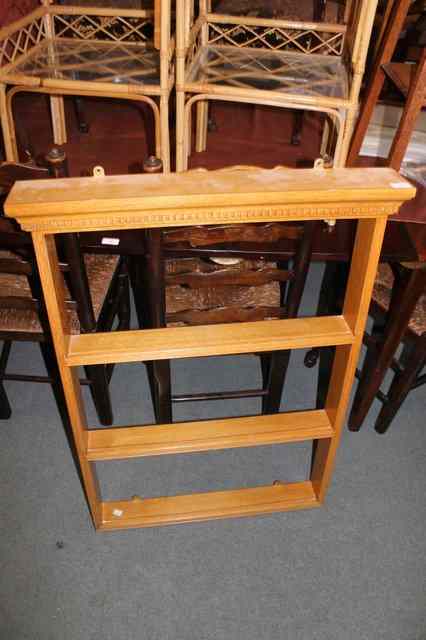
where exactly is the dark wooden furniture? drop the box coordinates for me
[349,261,425,433]
[345,30,426,431]
[143,216,320,423]
[347,0,414,167]
[0,153,131,426]
[134,160,322,423]
[307,4,426,432]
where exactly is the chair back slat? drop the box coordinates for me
[0,157,96,334]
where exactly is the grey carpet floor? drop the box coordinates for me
[0,264,425,640]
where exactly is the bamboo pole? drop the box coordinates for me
[183,80,350,110]
[0,83,18,161]
[176,0,186,171]
[207,13,347,33]
[195,0,209,153]
[49,5,153,19]
[43,2,67,145]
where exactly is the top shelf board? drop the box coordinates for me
[5,167,415,234]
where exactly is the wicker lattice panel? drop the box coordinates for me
[0,16,46,67]
[52,12,154,43]
[207,22,345,56]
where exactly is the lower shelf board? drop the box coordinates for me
[100,481,320,530]
[87,409,333,461]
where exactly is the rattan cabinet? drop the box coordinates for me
[0,0,173,170]
[175,0,379,171]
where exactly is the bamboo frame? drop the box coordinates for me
[5,165,415,531]
[0,1,173,171]
[175,0,379,171]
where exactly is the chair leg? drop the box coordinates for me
[144,229,172,423]
[0,341,12,419]
[303,261,349,405]
[73,97,89,134]
[117,272,131,331]
[49,96,67,145]
[39,341,70,430]
[374,339,426,434]
[348,265,426,431]
[291,110,304,146]
[263,223,318,413]
[151,360,172,424]
[84,364,114,426]
[160,95,171,173]
[0,83,18,161]
[195,100,208,152]
[176,90,186,172]
[262,350,291,413]
[0,381,12,420]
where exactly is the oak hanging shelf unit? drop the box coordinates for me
[5,165,415,531]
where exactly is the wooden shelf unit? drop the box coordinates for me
[5,166,415,531]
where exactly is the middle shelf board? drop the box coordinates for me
[66,315,354,367]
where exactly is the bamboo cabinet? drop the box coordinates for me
[0,0,173,171]
[175,0,380,171]
[5,166,415,531]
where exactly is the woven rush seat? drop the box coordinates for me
[373,263,426,336]
[165,257,280,325]
[0,251,120,335]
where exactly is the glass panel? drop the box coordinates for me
[12,39,160,86]
[188,45,347,99]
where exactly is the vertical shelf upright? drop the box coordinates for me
[5,166,415,531]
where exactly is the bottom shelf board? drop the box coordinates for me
[100,481,320,530]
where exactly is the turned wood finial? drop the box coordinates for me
[143,156,163,174]
[45,147,68,179]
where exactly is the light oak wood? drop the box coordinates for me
[87,409,333,460]
[31,232,102,528]
[65,316,354,366]
[100,482,320,529]
[5,165,415,531]
[311,217,388,501]
[6,167,414,232]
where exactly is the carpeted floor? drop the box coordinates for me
[0,97,425,639]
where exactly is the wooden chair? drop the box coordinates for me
[175,0,379,171]
[0,154,131,426]
[348,261,425,433]
[343,42,426,432]
[138,164,320,423]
